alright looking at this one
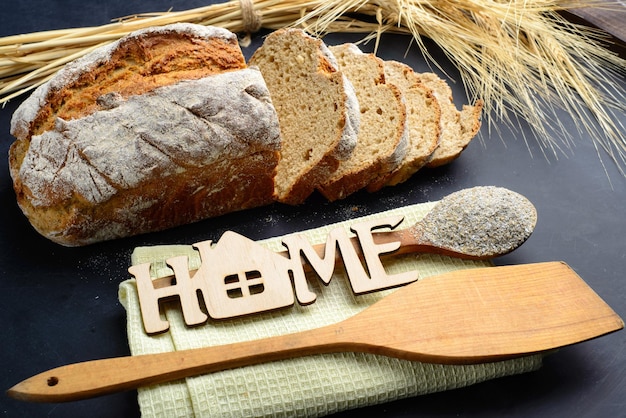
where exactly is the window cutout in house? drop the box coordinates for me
[246,271,264,295]
[226,287,244,299]
[225,270,265,299]
[224,274,239,285]
[249,283,265,295]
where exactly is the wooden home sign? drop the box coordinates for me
[129,215,418,334]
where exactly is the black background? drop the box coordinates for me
[1,1,625,417]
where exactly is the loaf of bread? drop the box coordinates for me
[9,24,281,246]
[317,44,408,201]
[249,29,359,205]
[9,24,482,246]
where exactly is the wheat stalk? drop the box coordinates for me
[1,0,625,173]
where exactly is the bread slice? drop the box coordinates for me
[317,44,408,201]
[415,73,483,167]
[249,29,359,205]
[367,60,441,190]
[9,24,281,246]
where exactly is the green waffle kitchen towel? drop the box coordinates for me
[118,200,543,417]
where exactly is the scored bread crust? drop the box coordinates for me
[10,24,245,144]
[10,23,247,185]
[249,29,359,205]
[368,60,442,190]
[9,24,280,246]
[319,44,408,201]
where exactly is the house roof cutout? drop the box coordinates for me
[193,231,297,319]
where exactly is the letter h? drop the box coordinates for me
[128,255,208,334]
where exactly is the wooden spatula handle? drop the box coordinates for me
[10,325,349,403]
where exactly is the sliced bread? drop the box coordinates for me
[415,72,483,167]
[318,44,408,201]
[249,29,359,205]
[368,60,441,190]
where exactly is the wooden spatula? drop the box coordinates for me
[8,261,622,403]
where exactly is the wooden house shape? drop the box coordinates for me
[192,231,297,319]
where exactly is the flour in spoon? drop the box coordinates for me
[416,186,537,257]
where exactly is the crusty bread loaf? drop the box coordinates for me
[9,24,281,246]
[318,44,408,201]
[249,29,359,204]
[368,60,441,190]
[414,72,483,167]
[9,24,484,246]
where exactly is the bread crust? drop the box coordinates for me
[10,24,245,142]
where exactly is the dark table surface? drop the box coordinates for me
[1,2,625,417]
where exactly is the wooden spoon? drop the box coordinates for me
[9,261,622,403]
[151,186,538,289]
